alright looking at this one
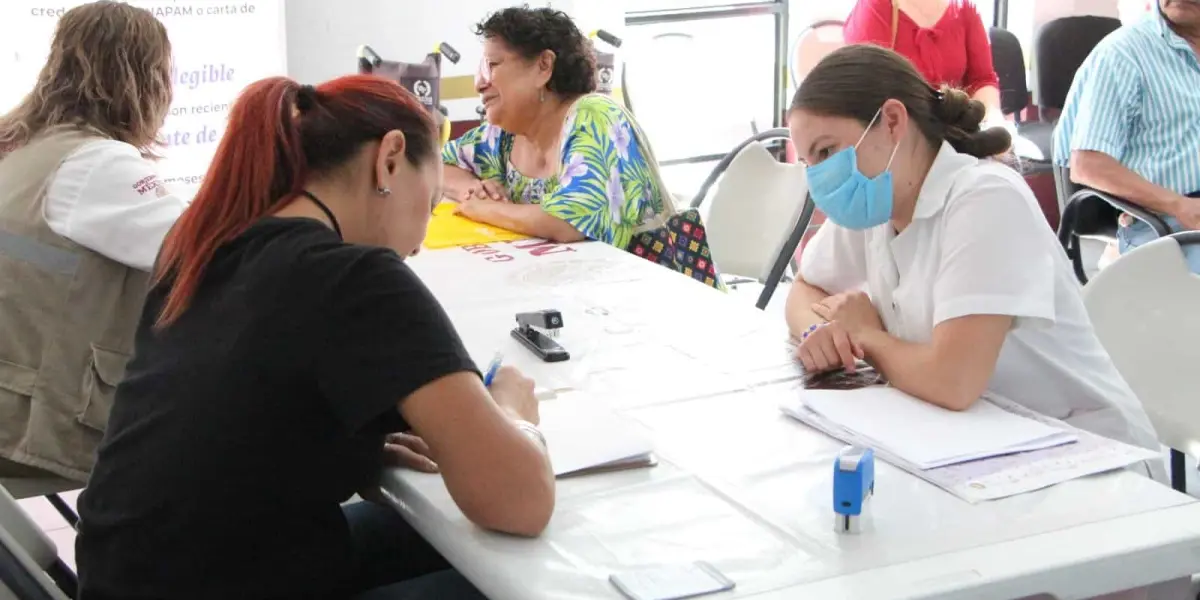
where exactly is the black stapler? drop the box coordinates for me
[511,310,570,363]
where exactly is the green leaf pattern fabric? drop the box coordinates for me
[442,95,666,250]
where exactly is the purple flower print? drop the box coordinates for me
[524,178,547,203]
[559,153,588,187]
[606,167,624,224]
[456,143,475,167]
[483,124,502,147]
[611,122,631,161]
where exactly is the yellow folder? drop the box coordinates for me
[422,202,532,249]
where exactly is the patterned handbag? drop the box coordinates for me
[625,208,723,290]
[604,98,724,290]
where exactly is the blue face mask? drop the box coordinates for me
[805,109,900,230]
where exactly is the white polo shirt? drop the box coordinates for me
[42,139,187,271]
[800,142,1162,466]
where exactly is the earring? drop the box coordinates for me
[376,186,391,196]
[539,88,545,103]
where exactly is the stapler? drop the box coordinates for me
[511,310,570,363]
[833,445,875,534]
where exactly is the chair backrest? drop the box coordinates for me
[0,488,66,600]
[692,130,808,281]
[1032,15,1122,112]
[1082,231,1200,457]
[790,20,846,89]
[989,27,1029,118]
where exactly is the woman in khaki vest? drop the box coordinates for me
[0,2,185,488]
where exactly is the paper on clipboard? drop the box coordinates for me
[422,202,532,249]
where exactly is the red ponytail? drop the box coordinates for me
[154,74,437,327]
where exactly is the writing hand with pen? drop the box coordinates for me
[481,353,540,425]
[360,354,541,506]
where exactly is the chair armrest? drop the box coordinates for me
[1060,186,1172,242]
[1168,230,1200,247]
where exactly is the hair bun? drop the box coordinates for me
[295,84,318,113]
[933,88,984,133]
[933,86,1012,158]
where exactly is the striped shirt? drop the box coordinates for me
[1052,10,1200,195]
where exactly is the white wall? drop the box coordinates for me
[1034,0,1119,23]
[0,1,288,199]
[284,0,626,120]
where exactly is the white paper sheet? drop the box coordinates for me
[780,388,1159,502]
[539,397,655,477]
[799,386,1076,468]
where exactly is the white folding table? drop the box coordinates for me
[381,240,1200,600]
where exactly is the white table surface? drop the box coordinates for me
[382,240,1200,600]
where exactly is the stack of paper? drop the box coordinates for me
[422,202,531,249]
[538,397,656,477]
[769,383,1157,502]
[784,386,1077,469]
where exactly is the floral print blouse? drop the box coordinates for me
[442,94,670,251]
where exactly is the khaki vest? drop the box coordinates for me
[0,128,151,482]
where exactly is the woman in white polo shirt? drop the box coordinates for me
[785,44,1163,480]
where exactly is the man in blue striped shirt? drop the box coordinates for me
[1053,0,1200,271]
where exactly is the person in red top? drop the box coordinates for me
[844,0,1003,126]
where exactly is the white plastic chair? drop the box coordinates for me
[789,20,846,92]
[0,478,81,532]
[1081,231,1200,494]
[689,129,812,309]
[0,486,71,599]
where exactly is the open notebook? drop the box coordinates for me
[782,386,1077,469]
[538,398,656,477]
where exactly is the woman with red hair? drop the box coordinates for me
[75,74,553,599]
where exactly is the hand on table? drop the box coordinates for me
[464,179,509,202]
[382,432,439,473]
[452,197,492,222]
[358,432,438,506]
[811,290,885,336]
[795,320,864,375]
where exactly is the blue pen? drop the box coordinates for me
[482,352,503,387]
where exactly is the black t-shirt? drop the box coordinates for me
[76,218,477,600]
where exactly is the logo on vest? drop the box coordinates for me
[413,80,433,99]
[132,174,162,196]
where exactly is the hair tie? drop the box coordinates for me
[296,84,318,113]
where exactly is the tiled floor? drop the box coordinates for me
[17,489,79,570]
